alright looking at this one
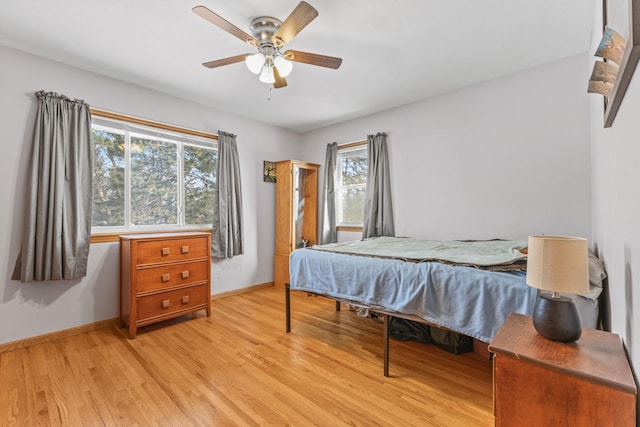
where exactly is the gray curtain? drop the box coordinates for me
[319,142,338,244]
[212,130,244,258]
[12,91,93,282]
[362,132,395,239]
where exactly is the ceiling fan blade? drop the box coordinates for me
[273,66,288,89]
[284,50,342,69]
[202,54,248,69]
[193,5,258,46]
[271,1,318,47]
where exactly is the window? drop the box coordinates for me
[91,112,217,234]
[336,143,368,227]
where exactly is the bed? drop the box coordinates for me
[285,237,606,376]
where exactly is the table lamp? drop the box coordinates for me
[526,235,589,343]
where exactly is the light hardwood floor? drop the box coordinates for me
[0,287,494,426]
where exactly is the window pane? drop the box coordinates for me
[91,116,218,233]
[92,128,125,227]
[184,145,216,225]
[338,146,368,225]
[341,150,367,185]
[130,136,178,225]
[340,187,366,224]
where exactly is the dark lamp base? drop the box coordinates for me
[532,293,582,343]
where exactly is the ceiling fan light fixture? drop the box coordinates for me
[245,53,265,74]
[194,3,342,89]
[273,55,293,77]
[259,65,276,84]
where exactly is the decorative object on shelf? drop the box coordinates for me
[589,0,640,127]
[589,27,626,97]
[588,60,620,96]
[263,160,276,183]
[525,235,589,343]
[596,26,627,64]
[589,26,627,96]
[192,2,342,89]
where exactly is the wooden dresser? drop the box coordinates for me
[120,232,211,338]
[489,313,637,427]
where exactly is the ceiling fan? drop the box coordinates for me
[192,2,342,89]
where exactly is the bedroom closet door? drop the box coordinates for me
[274,160,319,290]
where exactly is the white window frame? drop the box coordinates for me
[91,113,217,235]
[336,142,368,228]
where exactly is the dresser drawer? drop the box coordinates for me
[135,236,209,265]
[137,284,209,321]
[121,232,211,338]
[136,260,209,293]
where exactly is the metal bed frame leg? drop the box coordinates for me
[383,314,390,377]
[285,282,291,333]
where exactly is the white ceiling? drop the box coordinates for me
[0,1,594,133]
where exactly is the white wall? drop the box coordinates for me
[0,46,301,344]
[589,0,640,380]
[301,54,592,242]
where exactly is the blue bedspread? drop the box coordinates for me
[290,248,538,343]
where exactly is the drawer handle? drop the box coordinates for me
[181,270,190,279]
[181,245,189,254]
[161,247,170,256]
[161,273,170,282]
[161,299,170,309]
[181,295,189,304]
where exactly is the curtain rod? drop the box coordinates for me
[90,107,218,141]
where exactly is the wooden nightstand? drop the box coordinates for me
[488,313,637,427]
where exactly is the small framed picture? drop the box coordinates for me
[263,160,276,183]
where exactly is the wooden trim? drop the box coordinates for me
[90,108,218,140]
[91,228,212,243]
[91,234,121,243]
[338,140,366,150]
[0,318,120,354]
[285,160,321,168]
[337,226,363,232]
[210,282,274,300]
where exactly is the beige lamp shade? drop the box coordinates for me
[526,235,589,295]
